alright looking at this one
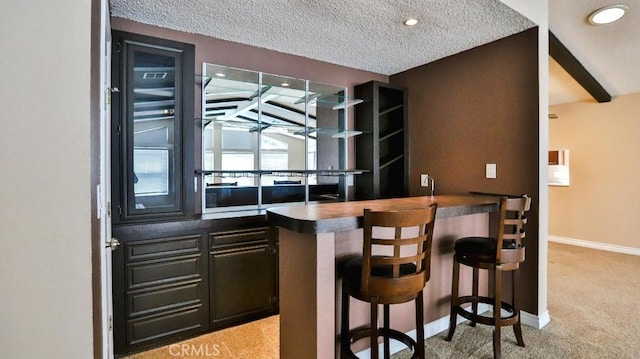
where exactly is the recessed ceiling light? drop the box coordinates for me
[214,72,226,77]
[403,18,419,26]
[281,82,290,87]
[588,5,629,25]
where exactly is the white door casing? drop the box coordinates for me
[99,0,115,356]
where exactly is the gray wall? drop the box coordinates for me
[0,0,95,357]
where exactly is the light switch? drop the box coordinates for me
[486,164,497,179]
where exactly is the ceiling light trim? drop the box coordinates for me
[588,4,629,25]
[403,18,419,26]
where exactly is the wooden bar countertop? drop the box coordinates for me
[266,194,500,234]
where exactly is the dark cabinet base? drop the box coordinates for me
[210,227,277,328]
[112,216,278,356]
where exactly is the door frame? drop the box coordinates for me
[92,0,115,357]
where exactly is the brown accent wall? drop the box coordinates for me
[390,28,540,314]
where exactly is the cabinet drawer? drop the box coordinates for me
[128,281,203,318]
[126,235,202,262]
[128,307,204,346]
[127,255,202,290]
[209,227,269,248]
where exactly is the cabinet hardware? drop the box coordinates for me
[106,237,121,251]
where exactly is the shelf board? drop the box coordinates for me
[379,154,404,169]
[197,169,368,177]
[379,128,404,142]
[378,104,403,117]
[198,117,365,138]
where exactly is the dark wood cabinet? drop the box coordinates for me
[354,81,408,199]
[209,227,277,328]
[112,217,278,356]
[113,230,209,354]
[110,31,281,357]
[111,31,195,224]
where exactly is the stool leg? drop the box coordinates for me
[446,257,460,341]
[493,266,502,359]
[340,282,350,359]
[512,270,525,347]
[416,290,425,359]
[471,267,479,327]
[383,304,390,359]
[371,297,379,359]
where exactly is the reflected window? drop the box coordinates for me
[134,149,169,196]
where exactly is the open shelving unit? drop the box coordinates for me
[354,81,408,199]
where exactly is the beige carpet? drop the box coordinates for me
[124,242,640,358]
[394,242,640,359]
[121,315,279,359]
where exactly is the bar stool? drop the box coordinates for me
[341,204,437,359]
[445,195,531,359]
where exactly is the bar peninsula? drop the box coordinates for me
[267,195,500,359]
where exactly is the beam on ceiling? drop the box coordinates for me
[549,31,611,103]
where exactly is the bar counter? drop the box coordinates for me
[267,195,500,359]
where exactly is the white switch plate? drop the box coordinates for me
[486,164,497,179]
[421,174,429,187]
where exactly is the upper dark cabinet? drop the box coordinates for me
[354,81,408,199]
[111,31,195,223]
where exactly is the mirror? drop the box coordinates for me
[201,64,362,212]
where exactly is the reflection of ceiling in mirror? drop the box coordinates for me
[203,64,353,132]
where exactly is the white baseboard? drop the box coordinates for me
[548,235,640,256]
[521,310,550,329]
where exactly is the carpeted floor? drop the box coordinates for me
[394,242,640,358]
[121,315,279,359]
[124,242,640,358]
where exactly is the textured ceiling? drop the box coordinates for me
[549,0,640,104]
[110,0,535,75]
[110,1,640,105]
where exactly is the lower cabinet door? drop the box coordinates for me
[210,230,276,328]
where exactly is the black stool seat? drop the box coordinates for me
[455,236,524,264]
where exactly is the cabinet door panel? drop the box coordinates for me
[111,30,195,224]
[210,244,275,327]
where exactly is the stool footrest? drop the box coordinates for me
[455,295,519,327]
[343,327,421,359]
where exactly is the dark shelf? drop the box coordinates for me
[379,128,404,142]
[379,104,403,117]
[379,154,404,169]
[355,80,408,200]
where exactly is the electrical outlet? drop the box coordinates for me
[421,174,430,187]
[486,164,497,179]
